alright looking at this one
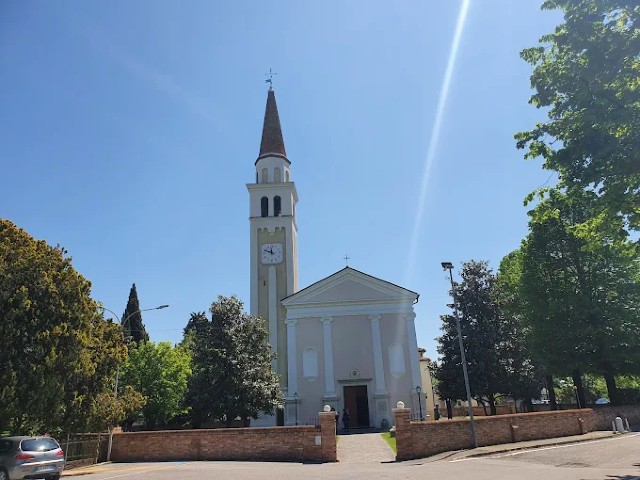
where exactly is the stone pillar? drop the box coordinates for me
[393,406,412,461]
[319,411,337,462]
[405,312,421,389]
[321,317,337,398]
[369,314,388,395]
[285,318,298,424]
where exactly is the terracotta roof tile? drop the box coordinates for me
[258,88,287,161]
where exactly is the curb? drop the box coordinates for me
[454,431,620,460]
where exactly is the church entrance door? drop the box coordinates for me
[343,385,370,428]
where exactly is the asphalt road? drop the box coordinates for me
[65,433,640,480]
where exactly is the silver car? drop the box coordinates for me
[0,436,64,480]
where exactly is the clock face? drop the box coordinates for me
[261,243,283,264]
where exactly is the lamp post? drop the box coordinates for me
[416,385,424,421]
[293,392,299,425]
[103,304,169,461]
[441,262,477,448]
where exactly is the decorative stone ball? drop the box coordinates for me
[397,401,405,409]
[323,405,331,412]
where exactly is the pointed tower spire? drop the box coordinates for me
[257,88,288,162]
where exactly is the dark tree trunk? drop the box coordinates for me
[572,369,587,408]
[603,363,619,405]
[546,375,558,410]
[488,394,497,416]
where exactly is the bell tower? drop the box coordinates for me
[247,87,299,387]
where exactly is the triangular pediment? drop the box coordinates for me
[282,267,418,307]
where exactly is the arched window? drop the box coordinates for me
[303,348,318,381]
[389,343,406,379]
[285,170,290,182]
[274,196,281,217]
[261,197,268,217]
[261,168,268,183]
[274,167,281,182]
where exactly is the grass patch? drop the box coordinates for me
[381,432,396,453]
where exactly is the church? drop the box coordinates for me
[247,86,423,428]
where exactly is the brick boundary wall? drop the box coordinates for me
[105,411,337,463]
[589,404,640,430]
[393,405,640,461]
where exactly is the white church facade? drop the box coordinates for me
[247,87,423,428]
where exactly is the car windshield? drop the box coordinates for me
[20,438,59,452]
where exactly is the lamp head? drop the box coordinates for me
[157,305,170,309]
[441,262,453,270]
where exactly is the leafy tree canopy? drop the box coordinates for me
[516,0,640,231]
[0,219,127,434]
[186,297,282,427]
[120,341,191,428]
[502,188,640,402]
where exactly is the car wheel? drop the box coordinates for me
[49,475,61,480]
[0,468,8,480]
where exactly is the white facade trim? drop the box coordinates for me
[405,312,421,388]
[283,301,415,320]
[286,318,298,399]
[281,268,418,307]
[369,314,388,395]
[321,316,336,397]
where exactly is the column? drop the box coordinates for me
[268,265,278,372]
[321,317,336,397]
[369,314,387,395]
[405,312,421,389]
[286,318,298,398]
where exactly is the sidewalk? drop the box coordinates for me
[411,430,621,463]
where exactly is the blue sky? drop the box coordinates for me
[1,1,560,360]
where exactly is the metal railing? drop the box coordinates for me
[62,433,102,467]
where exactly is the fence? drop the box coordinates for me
[62,433,102,469]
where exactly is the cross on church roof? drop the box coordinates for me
[344,254,350,266]
[265,68,277,90]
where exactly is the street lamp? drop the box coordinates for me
[293,392,299,425]
[416,385,423,421]
[441,262,477,448]
[103,303,169,461]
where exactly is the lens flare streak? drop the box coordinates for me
[406,0,471,283]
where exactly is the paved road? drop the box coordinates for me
[465,431,640,470]
[64,432,640,480]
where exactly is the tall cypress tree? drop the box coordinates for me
[122,283,148,344]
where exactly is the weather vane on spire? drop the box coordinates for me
[265,68,277,90]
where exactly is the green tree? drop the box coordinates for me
[186,296,282,427]
[120,341,191,428]
[435,261,538,415]
[505,189,640,404]
[515,0,640,231]
[122,283,148,344]
[0,219,127,434]
[86,386,146,433]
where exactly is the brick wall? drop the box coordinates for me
[588,404,640,430]
[107,411,337,463]
[394,407,592,461]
